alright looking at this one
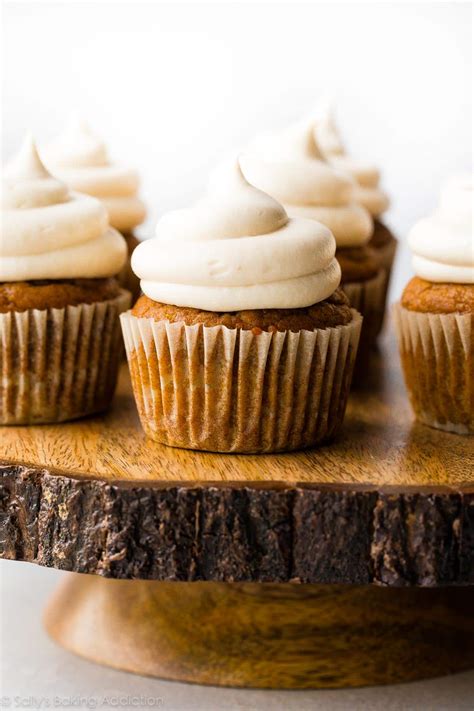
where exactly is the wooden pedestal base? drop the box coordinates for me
[44,575,474,689]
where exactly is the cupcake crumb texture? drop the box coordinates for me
[0,278,122,313]
[401,277,474,314]
[132,288,353,333]
[336,246,380,283]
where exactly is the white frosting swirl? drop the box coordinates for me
[132,161,341,311]
[1,135,127,281]
[240,120,372,247]
[42,118,146,232]
[313,106,390,217]
[408,174,474,284]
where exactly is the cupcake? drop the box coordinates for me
[240,121,384,373]
[312,105,396,335]
[394,174,473,434]
[42,117,146,300]
[0,136,130,424]
[121,162,362,453]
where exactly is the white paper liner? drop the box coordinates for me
[117,231,141,302]
[341,269,385,381]
[394,303,473,434]
[377,235,398,274]
[121,309,362,453]
[374,237,398,337]
[0,290,130,425]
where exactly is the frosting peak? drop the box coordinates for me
[42,117,146,232]
[6,132,50,179]
[157,162,288,243]
[312,105,389,217]
[253,120,324,163]
[43,117,109,168]
[408,174,474,284]
[241,120,373,247]
[132,160,341,311]
[1,135,126,281]
[2,134,69,210]
[311,102,345,157]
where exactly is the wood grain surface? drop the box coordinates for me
[1,332,473,586]
[4,329,474,687]
[1,334,473,486]
[44,575,474,689]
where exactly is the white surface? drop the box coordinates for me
[2,2,472,301]
[1,560,474,710]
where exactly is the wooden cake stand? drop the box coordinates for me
[1,334,473,689]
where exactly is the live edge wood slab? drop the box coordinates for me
[0,335,473,586]
[1,333,474,689]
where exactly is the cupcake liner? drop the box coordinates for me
[374,236,398,337]
[393,303,473,434]
[117,231,141,303]
[340,269,385,381]
[0,290,131,425]
[377,235,398,275]
[121,309,362,453]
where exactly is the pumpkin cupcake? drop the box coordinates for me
[0,136,130,424]
[42,117,146,301]
[121,161,362,453]
[240,120,384,374]
[313,105,396,335]
[394,174,473,434]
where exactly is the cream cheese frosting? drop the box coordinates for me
[312,106,390,217]
[42,118,146,233]
[240,120,373,248]
[408,174,474,284]
[1,134,127,281]
[132,161,341,311]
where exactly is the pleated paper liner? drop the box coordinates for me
[374,236,398,338]
[117,257,141,303]
[341,269,385,382]
[117,231,141,303]
[0,290,131,425]
[394,303,473,434]
[121,309,362,453]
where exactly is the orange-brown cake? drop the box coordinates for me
[394,175,473,435]
[370,219,396,249]
[0,278,122,313]
[121,162,362,453]
[132,288,353,333]
[401,277,474,314]
[336,246,380,284]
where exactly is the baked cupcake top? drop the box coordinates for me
[132,161,341,311]
[1,135,126,282]
[312,106,390,218]
[408,174,473,284]
[240,120,373,248]
[42,118,146,233]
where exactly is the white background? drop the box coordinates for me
[1,3,473,709]
[2,1,473,299]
